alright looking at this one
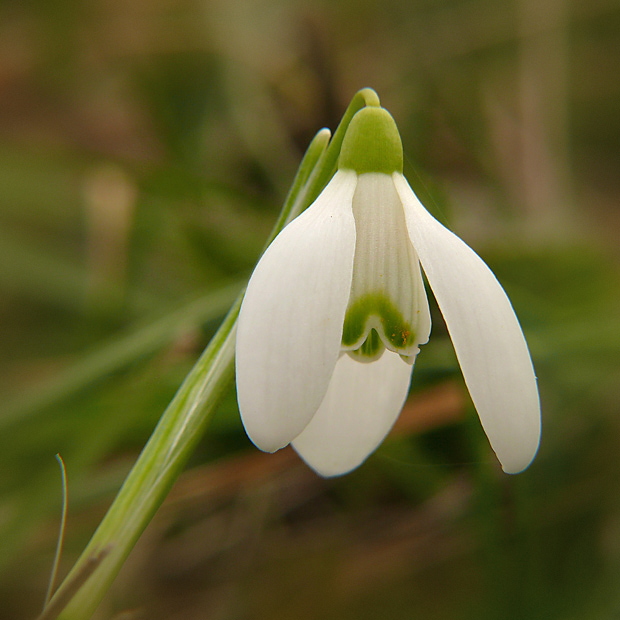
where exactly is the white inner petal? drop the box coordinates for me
[341,173,431,361]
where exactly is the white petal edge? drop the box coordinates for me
[394,173,541,474]
[292,350,414,477]
[236,170,358,453]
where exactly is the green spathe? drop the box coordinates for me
[338,107,404,175]
[342,292,416,360]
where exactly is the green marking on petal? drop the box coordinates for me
[338,107,403,175]
[347,329,384,363]
[342,292,416,357]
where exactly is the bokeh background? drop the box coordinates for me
[1,0,620,618]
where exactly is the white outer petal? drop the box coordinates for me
[394,173,541,474]
[236,170,357,452]
[292,351,414,477]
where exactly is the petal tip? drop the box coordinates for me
[497,432,541,475]
[242,421,291,454]
[293,446,366,478]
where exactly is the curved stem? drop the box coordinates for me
[47,87,379,620]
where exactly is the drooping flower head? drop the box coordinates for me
[235,103,541,477]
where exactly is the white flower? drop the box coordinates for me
[235,106,541,477]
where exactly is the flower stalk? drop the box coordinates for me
[46,89,381,620]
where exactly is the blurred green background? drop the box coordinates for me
[1,0,620,618]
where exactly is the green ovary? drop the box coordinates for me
[342,293,416,359]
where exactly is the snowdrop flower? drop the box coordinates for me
[235,105,540,477]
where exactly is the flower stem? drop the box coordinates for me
[295,88,380,212]
[50,295,242,620]
[45,87,380,620]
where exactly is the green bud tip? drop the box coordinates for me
[338,107,403,175]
